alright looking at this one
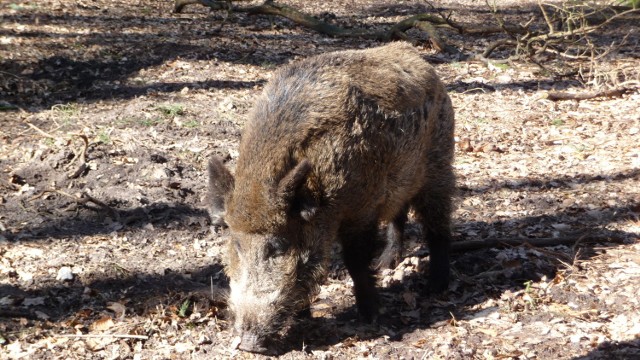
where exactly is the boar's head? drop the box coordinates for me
[207,156,326,354]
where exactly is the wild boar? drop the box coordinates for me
[207,41,455,354]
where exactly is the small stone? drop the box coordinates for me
[56,266,74,281]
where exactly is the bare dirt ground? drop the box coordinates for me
[1,0,639,359]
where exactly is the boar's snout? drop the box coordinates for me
[230,290,287,355]
[236,331,275,355]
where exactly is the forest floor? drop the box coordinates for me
[1,0,639,359]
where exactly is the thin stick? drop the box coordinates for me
[57,334,149,340]
[65,134,90,178]
[0,309,39,319]
[528,8,640,43]
[64,134,89,168]
[543,87,630,101]
[537,0,556,34]
[451,233,621,253]
[0,70,22,79]
[31,189,121,221]
[25,122,57,139]
[214,276,219,300]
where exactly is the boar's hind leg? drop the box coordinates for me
[376,207,409,270]
[412,179,454,293]
[340,224,379,323]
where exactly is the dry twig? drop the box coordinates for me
[0,309,40,319]
[64,134,90,179]
[174,0,521,48]
[543,87,631,101]
[451,233,621,253]
[30,189,120,221]
[25,122,57,139]
[56,334,149,340]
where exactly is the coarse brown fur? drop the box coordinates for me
[208,41,455,354]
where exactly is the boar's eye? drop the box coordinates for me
[265,237,290,258]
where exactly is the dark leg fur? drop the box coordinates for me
[412,180,454,293]
[422,216,451,293]
[340,225,379,323]
[297,307,312,319]
[376,207,408,269]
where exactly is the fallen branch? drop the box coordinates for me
[470,267,515,280]
[175,0,383,37]
[462,24,527,36]
[57,334,149,340]
[174,0,544,53]
[26,122,57,139]
[482,39,517,58]
[31,189,120,221]
[25,124,91,178]
[174,0,480,46]
[528,7,639,44]
[0,309,39,319]
[64,134,90,179]
[451,233,621,253]
[542,87,631,101]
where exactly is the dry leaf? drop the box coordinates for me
[310,300,333,318]
[402,291,417,309]
[106,302,127,318]
[476,327,498,337]
[22,297,45,306]
[90,316,115,331]
[174,342,196,353]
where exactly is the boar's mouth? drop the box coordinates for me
[236,331,282,355]
[231,301,296,355]
[238,296,319,355]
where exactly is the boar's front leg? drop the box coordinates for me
[340,223,379,323]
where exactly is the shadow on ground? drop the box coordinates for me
[0,11,296,109]
[573,338,640,359]
[1,169,637,354]
[2,2,637,110]
[1,1,638,355]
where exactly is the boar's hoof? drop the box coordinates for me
[427,255,450,294]
[428,275,450,294]
[237,332,273,355]
[359,311,379,325]
[356,300,379,324]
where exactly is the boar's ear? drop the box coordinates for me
[277,159,311,201]
[207,156,234,226]
[277,159,317,221]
